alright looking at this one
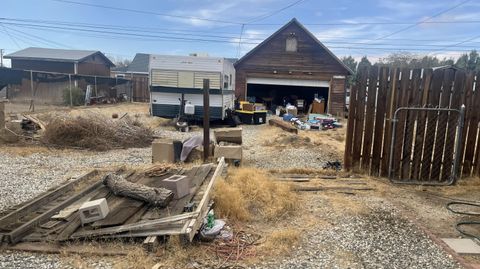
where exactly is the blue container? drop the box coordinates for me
[283,114,293,121]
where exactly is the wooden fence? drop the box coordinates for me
[345,66,480,182]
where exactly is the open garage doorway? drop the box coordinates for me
[247,83,329,112]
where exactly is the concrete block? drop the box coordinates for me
[442,238,480,254]
[78,198,109,224]
[160,175,189,199]
[214,145,242,160]
[214,127,242,144]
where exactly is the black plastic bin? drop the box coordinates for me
[237,111,254,124]
[253,111,267,125]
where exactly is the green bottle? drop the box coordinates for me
[207,209,215,229]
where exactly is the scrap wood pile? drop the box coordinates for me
[0,158,225,249]
[41,112,154,150]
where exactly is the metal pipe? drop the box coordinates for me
[388,106,463,186]
[451,104,466,184]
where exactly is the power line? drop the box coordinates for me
[0,23,20,49]
[372,0,472,41]
[50,0,243,25]
[430,34,480,56]
[246,0,306,23]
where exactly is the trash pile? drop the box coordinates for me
[282,113,342,131]
[42,112,154,150]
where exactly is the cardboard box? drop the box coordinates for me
[311,100,325,114]
[78,198,109,224]
[214,127,242,144]
[242,103,255,111]
[214,145,242,160]
[287,107,298,116]
[152,139,175,163]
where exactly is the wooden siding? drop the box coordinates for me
[11,59,74,74]
[235,21,349,115]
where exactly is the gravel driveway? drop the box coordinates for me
[0,119,467,268]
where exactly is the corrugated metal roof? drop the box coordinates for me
[127,53,150,73]
[4,47,114,66]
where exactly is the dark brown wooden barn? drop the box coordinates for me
[234,18,352,116]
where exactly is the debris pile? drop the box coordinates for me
[42,112,154,150]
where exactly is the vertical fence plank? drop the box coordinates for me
[361,67,379,172]
[381,68,400,176]
[411,69,432,180]
[442,70,466,181]
[430,69,456,181]
[460,71,476,176]
[344,79,358,171]
[392,68,411,179]
[371,67,389,175]
[351,67,369,171]
[420,69,445,180]
[401,69,422,179]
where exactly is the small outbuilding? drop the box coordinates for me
[234,18,352,116]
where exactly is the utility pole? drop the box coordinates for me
[0,49,4,67]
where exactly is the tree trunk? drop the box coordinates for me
[103,174,173,207]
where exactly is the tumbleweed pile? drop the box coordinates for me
[42,112,154,151]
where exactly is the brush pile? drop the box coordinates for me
[42,112,154,151]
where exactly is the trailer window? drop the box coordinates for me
[224,75,229,89]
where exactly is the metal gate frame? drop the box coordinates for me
[388,105,465,185]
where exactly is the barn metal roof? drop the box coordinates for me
[4,47,115,66]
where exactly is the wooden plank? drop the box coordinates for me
[430,68,455,181]
[461,71,477,176]
[71,212,198,239]
[182,158,225,242]
[401,69,422,179]
[7,179,104,244]
[0,170,97,228]
[392,68,411,179]
[442,70,466,181]
[268,119,298,134]
[410,69,433,180]
[381,68,400,176]
[351,67,368,171]
[361,66,378,171]
[420,69,445,180]
[344,73,359,171]
[371,67,389,175]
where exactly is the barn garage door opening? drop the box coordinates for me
[247,83,329,111]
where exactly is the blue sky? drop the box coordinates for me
[1,0,480,66]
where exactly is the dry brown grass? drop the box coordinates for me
[113,247,156,269]
[259,228,301,256]
[153,236,211,269]
[213,167,299,222]
[42,112,153,151]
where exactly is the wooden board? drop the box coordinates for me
[370,67,389,175]
[381,68,400,176]
[391,68,410,179]
[361,66,378,171]
[420,69,445,180]
[351,67,368,171]
[268,118,298,134]
[463,72,480,176]
[410,69,433,180]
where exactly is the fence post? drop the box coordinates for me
[30,70,34,112]
[69,74,73,107]
[203,79,210,162]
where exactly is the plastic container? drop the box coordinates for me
[237,111,253,124]
[184,102,195,115]
[253,111,267,124]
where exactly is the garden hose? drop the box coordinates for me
[446,201,480,241]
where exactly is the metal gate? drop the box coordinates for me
[388,106,465,185]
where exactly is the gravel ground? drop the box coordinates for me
[0,118,467,268]
[251,196,463,269]
[0,148,151,211]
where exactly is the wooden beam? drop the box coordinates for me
[268,119,298,134]
[203,79,210,161]
[182,157,225,242]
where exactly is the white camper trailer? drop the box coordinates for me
[149,54,235,120]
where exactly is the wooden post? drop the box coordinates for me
[0,101,5,129]
[203,79,210,162]
[30,70,34,112]
[68,74,73,107]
